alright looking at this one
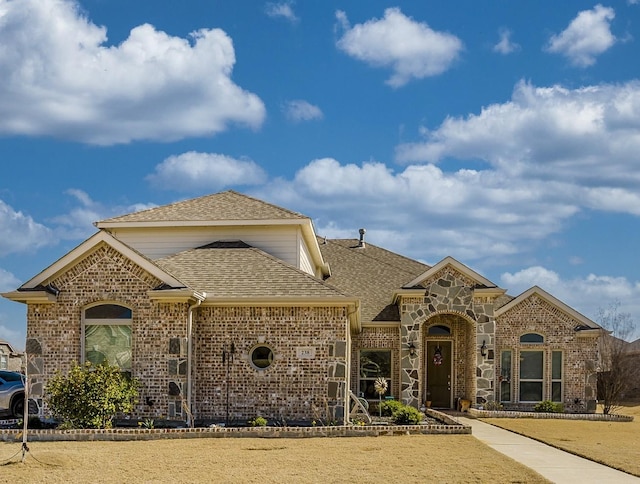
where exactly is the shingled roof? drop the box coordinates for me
[318,238,430,322]
[155,241,349,300]
[97,190,308,225]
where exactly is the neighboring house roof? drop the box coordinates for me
[97,190,308,225]
[0,339,20,355]
[318,238,430,322]
[155,241,351,301]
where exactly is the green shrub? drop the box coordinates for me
[379,399,404,417]
[46,362,139,429]
[249,416,268,427]
[533,400,563,413]
[391,405,423,425]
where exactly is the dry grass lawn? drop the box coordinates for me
[1,434,549,483]
[482,402,640,478]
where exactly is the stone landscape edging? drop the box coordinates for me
[0,421,470,442]
[468,408,634,421]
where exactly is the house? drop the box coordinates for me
[1,190,603,424]
[0,339,24,372]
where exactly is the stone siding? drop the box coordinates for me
[399,267,497,408]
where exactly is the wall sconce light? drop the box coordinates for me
[480,340,487,357]
[408,341,417,357]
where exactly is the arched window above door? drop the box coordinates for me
[428,324,451,335]
[520,333,544,344]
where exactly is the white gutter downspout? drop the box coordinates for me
[187,296,204,427]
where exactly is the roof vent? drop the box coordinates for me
[358,228,366,248]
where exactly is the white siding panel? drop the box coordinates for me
[298,232,315,276]
[110,226,300,267]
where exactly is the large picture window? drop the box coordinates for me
[83,304,132,370]
[359,350,392,399]
[519,351,543,402]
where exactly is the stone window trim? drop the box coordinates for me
[81,302,133,371]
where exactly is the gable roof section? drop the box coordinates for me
[97,190,307,226]
[403,256,498,289]
[318,238,430,322]
[2,231,186,304]
[96,190,330,277]
[155,241,350,301]
[495,285,601,333]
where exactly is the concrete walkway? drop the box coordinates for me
[457,417,640,483]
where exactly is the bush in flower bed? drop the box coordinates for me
[392,404,423,425]
[533,400,564,413]
[379,400,405,417]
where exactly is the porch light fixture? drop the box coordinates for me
[408,341,417,357]
[480,340,487,357]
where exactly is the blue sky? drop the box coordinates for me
[2,0,640,348]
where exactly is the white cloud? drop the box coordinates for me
[0,199,53,256]
[283,100,323,122]
[0,0,265,144]
[256,157,579,261]
[265,2,298,23]
[546,5,616,67]
[147,152,268,191]
[51,189,156,239]
[500,266,640,330]
[493,28,520,55]
[396,80,640,216]
[335,8,463,87]
[0,267,20,292]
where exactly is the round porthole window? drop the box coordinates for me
[250,345,274,370]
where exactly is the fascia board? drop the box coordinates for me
[21,231,185,289]
[1,291,57,304]
[200,296,359,307]
[148,289,207,303]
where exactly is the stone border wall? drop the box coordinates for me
[468,408,633,422]
[0,422,470,442]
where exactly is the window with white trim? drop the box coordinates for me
[83,304,132,370]
[519,350,544,402]
[0,352,7,370]
[359,350,392,399]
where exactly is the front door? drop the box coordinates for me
[426,341,452,408]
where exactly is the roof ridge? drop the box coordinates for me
[98,190,310,224]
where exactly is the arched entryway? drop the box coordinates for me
[422,313,476,409]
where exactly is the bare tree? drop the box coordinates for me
[597,302,639,414]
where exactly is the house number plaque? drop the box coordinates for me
[296,347,316,359]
